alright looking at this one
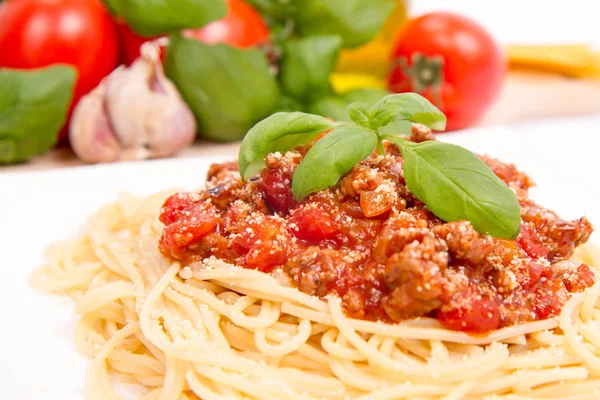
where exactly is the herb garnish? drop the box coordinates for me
[0,65,76,164]
[238,93,521,239]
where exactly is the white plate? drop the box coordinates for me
[1,117,599,398]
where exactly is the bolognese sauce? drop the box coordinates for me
[159,125,594,333]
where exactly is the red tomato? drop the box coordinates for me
[517,223,549,259]
[259,169,296,214]
[118,0,269,66]
[437,290,501,332]
[388,12,506,131]
[0,0,119,140]
[290,206,340,244]
[117,21,153,67]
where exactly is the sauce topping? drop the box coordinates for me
[159,126,594,332]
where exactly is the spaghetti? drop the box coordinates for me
[32,191,600,400]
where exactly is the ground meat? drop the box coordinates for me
[408,123,436,143]
[555,262,596,293]
[480,155,534,192]
[434,221,494,265]
[521,200,593,262]
[372,212,429,263]
[204,162,259,211]
[288,247,347,297]
[339,154,409,206]
[159,128,595,333]
[381,235,448,321]
[206,160,239,181]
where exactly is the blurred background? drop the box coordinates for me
[1,0,599,171]
[415,0,600,45]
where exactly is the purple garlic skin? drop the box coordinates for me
[69,82,121,163]
[69,42,196,163]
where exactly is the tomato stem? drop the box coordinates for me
[391,52,445,108]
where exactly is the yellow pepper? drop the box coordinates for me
[330,73,387,93]
[335,0,408,79]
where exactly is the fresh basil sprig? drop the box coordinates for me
[370,93,447,130]
[239,112,336,180]
[292,125,377,200]
[238,93,521,239]
[279,35,342,102]
[0,66,76,164]
[294,0,396,48]
[165,34,280,142]
[384,136,521,239]
[309,88,391,123]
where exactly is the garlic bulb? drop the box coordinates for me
[69,82,121,163]
[70,42,196,163]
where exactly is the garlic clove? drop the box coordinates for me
[104,64,151,152]
[105,42,196,160]
[69,81,121,163]
[70,40,197,164]
[143,66,197,158]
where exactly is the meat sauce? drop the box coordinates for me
[159,125,594,333]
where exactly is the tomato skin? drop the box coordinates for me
[518,223,549,259]
[187,0,268,47]
[388,12,506,131]
[116,21,155,67]
[259,169,296,214]
[437,290,501,333]
[0,0,119,140]
[159,201,220,259]
[118,0,268,66]
[290,206,340,244]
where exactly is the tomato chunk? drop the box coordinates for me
[259,169,296,214]
[533,276,568,319]
[290,205,340,243]
[246,243,286,273]
[159,201,219,259]
[438,290,501,333]
[563,263,595,293]
[159,193,202,224]
[518,223,549,259]
[232,216,287,272]
[526,261,543,289]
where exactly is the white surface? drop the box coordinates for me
[412,0,600,46]
[1,116,600,399]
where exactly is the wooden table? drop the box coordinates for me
[3,71,600,174]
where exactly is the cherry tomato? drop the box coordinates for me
[0,0,119,140]
[388,12,506,131]
[118,0,269,66]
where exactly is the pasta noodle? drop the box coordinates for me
[31,191,600,399]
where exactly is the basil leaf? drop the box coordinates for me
[309,88,390,122]
[165,34,279,142]
[101,0,118,15]
[346,102,372,127]
[309,95,351,122]
[294,0,395,48]
[239,112,336,180]
[247,0,298,18]
[292,125,377,200]
[387,137,521,239]
[0,66,76,164]
[343,87,391,104]
[377,120,413,136]
[280,36,342,101]
[370,93,446,131]
[106,0,227,37]
[274,94,306,113]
